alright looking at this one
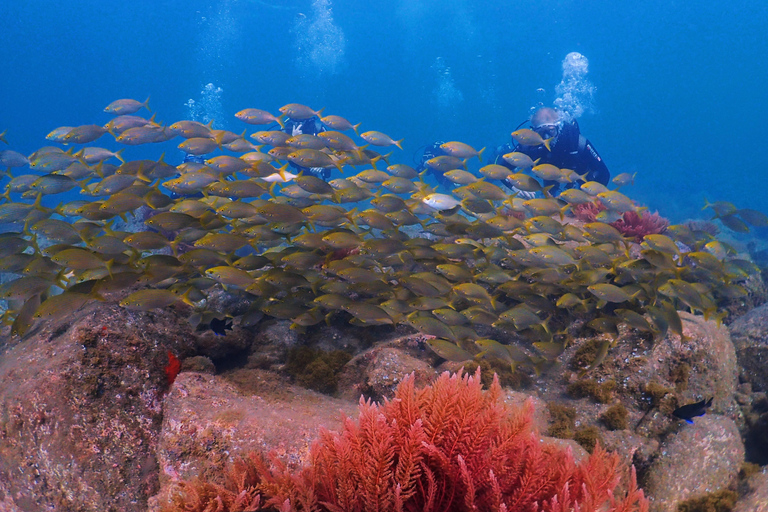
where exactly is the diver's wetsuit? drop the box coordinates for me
[280,116,331,180]
[493,119,610,195]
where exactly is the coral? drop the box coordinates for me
[612,210,669,243]
[166,369,649,512]
[600,404,629,430]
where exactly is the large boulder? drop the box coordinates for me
[729,302,768,391]
[642,415,744,512]
[0,302,199,511]
[149,370,358,510]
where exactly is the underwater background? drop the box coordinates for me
[2,0,767,222]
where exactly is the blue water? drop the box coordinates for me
[2,0,768,223]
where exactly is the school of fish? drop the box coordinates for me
[0,99,764,374]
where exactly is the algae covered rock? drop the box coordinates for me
[0,302,192,511]
[642,415,744,512]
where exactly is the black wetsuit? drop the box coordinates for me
[493,119,610,195]
[281,116,331,180]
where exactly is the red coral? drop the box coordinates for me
[612,210,669,243]
[167,369,648,512]
[572,201,606,223]
[572,201,669,243]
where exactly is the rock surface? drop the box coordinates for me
[642,415,745,512]
[149,370,358,510]
[0,302,194,512]
[729,302,768,391]
[733,465,768,512]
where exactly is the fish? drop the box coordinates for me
[580,181,610,196]
[672,397,713,424]
[179,137,220,156]
[422,193,461,211]
[120,289,185,310]
[235,108,285,128]
[440,141,485,161]
[611,172,636,187]
[426,338,473,361]
[718,213,750,233]
[279,103,323,120]
[736,208,768,227]
[209,317,234,335]
[62,125,108,144]
[502,152,536,169]
[104,97,151,115]
[360,130,403,149]
[587,284,638,303]
[511,128,551,151]
[596,190,636,213]
[320,115,360,134]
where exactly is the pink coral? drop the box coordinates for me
[167,369,648,512]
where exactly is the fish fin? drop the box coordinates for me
[32,192,44,212]
[685,419,694,425]
[142,95,151,112]
[275,113,285,129]
[352,123,361,136]
[0,129,8,145]
[477,147,486,163]
[543,137,552,151]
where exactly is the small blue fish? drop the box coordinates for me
[673,397,713,424]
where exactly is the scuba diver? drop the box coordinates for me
[280,116,332,181]
[493,106,610,195]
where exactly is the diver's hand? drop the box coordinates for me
[291,124,303,136]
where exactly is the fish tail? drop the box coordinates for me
[352,123,361,136]
[0,129,7,144]
[477,146,486,163]
[142,95,151,112]
[114,148,126,164]
[543,137,552,151]
[395,139,404,150]
[275,113,285,129]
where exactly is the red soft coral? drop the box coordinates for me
[572,201,669,243]
[612,210,669,243]
[572,201,606,223]
[167,369,649,512]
